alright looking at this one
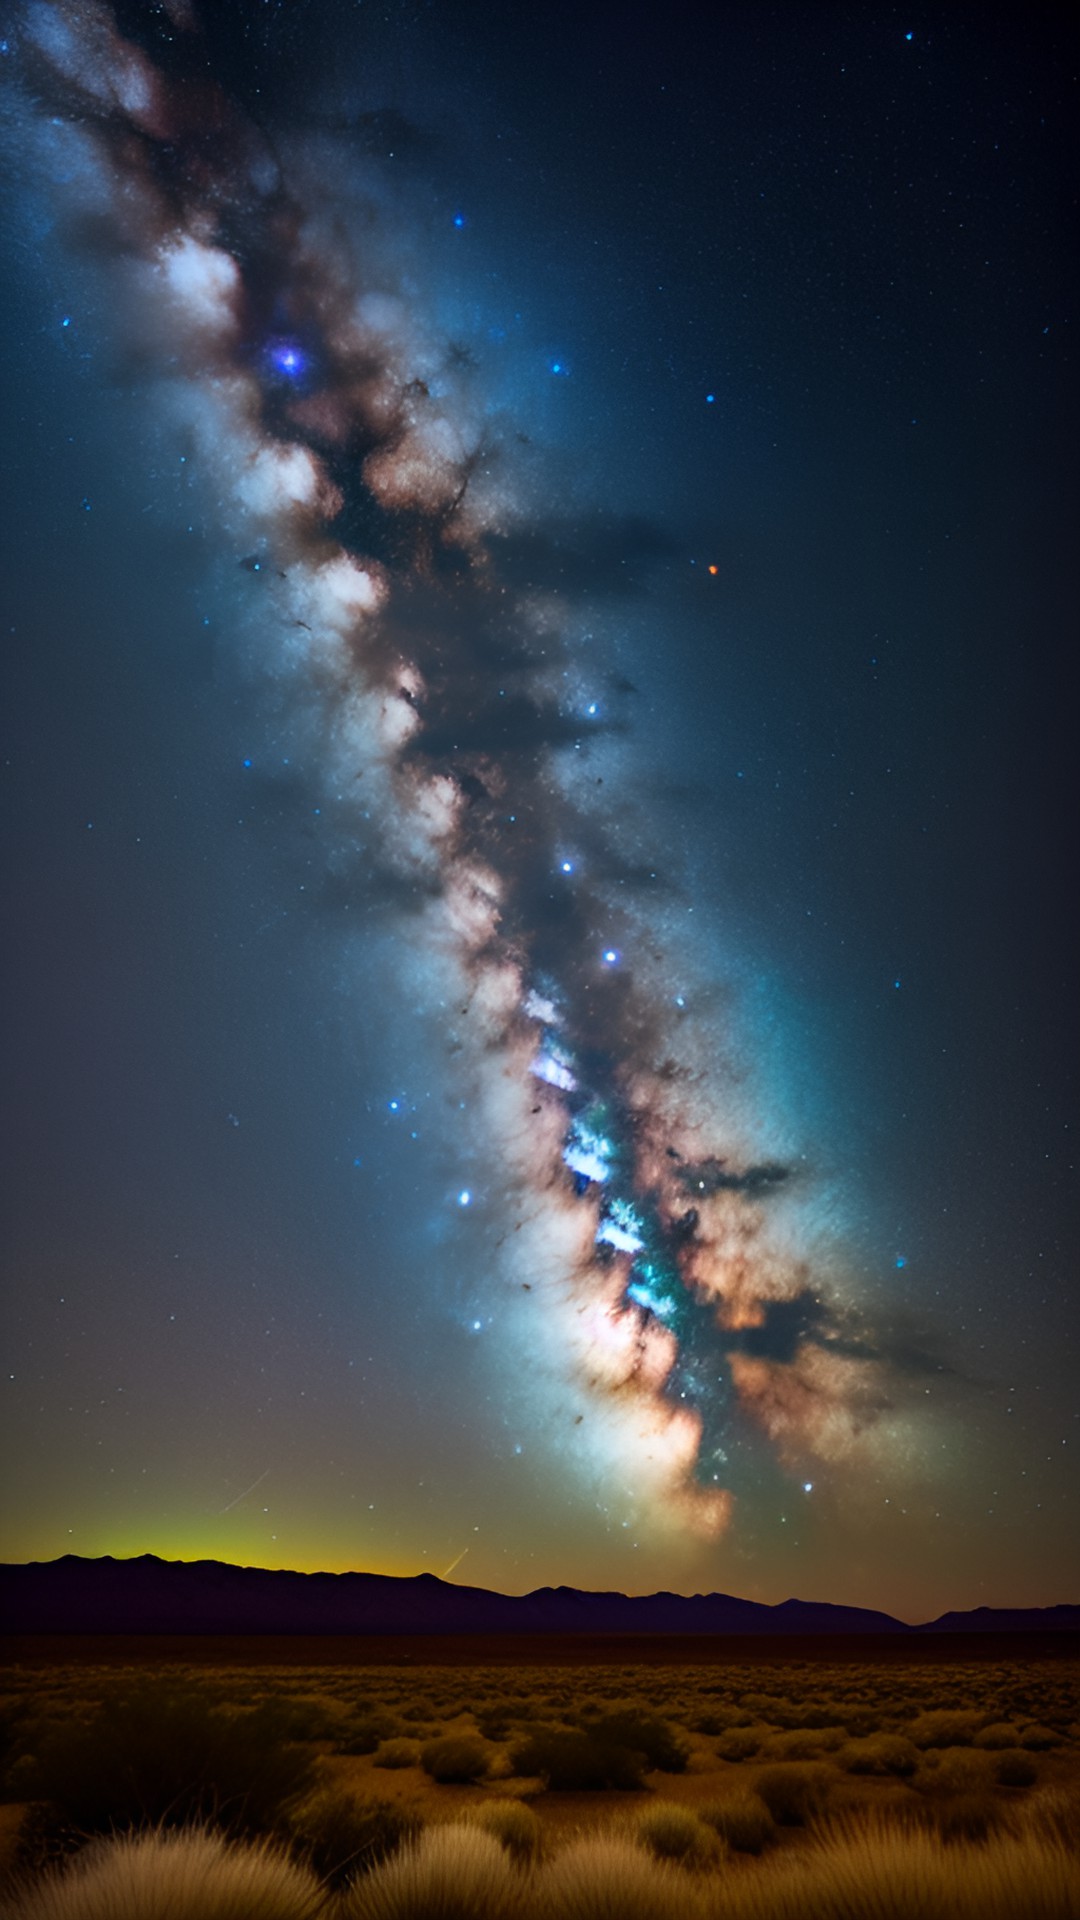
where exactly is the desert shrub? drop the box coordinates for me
[840,1733,919,1777]
[533,1835,704,1920]
[0,1826,324,1920]
[704,1701,756,1727]
[762,1725,847,1760]
[919,1747,993,1794]
[632,1802,718,1865]
[241,1694,349,1745]
[510,1727,647,1792]
[715,1725,765,1762]
[420,1735,492,1784]
[341,1823,521,1920]
[1019,1723,1062,1750]
[475,1699,543,1741]
[906,1708,985,1748]
[372,1740,421,1770]
[739,1692,783,1718]
[789,1701,851,1732]
[753,1761,832,1826]
[974,1721,1028,1750]
[340,1713,405,1756]
[284,1789,421,1891]
[687,1712,726,1737]
[589,1712,688,1774]
[838,1704,883,1738]
[12,1682,316,1843]
[698,1789,777,1854]
[996,1749,1039,1787]
[467,1799,544,1864]
[397,1696,438,1723]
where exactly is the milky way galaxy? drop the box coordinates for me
[5,0,929,1551]
[6,0,1075,1611]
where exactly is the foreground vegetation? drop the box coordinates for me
[1,1653,1077,1915]
[2,1818,1078,1920]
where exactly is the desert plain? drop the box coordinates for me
[0,1632,1077,1916]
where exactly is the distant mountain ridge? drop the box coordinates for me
[1,1556,1076,1637]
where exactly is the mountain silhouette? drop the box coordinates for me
[1,1556,1076,1637]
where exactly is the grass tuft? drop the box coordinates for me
[0,1826,324,1920]
[466,1798,545,1864]
[631,1801,719,1865]
[533,1834,704,1920]
[340,1822,522,1920]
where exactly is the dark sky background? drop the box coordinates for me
[1,0,1076,1620]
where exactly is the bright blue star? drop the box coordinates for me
[458,1189,472,1207]
[895,1255,907,1269]
[388,1099,400,1112]
[905,29,914,41]
[61,316,71,329]
[453,212,466,228]
[242,757,252,769]
[705,392,715,403]
[269,342,306,377]
[602,948,620,966]
[550,359,569,376]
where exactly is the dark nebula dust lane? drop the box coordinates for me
[2,0,1075,1608]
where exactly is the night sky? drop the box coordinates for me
[1,1,1076,1622]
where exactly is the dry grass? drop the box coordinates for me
[465,1798,545,1864]
[743,1817,1080,1920]
[0,1827,324,1920]
[1,1648,1075,1909]
[630,1801,720,1865]
[1,1813,1078,1920]
[339,1823,522,1919]
[532,1833,706,1920]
